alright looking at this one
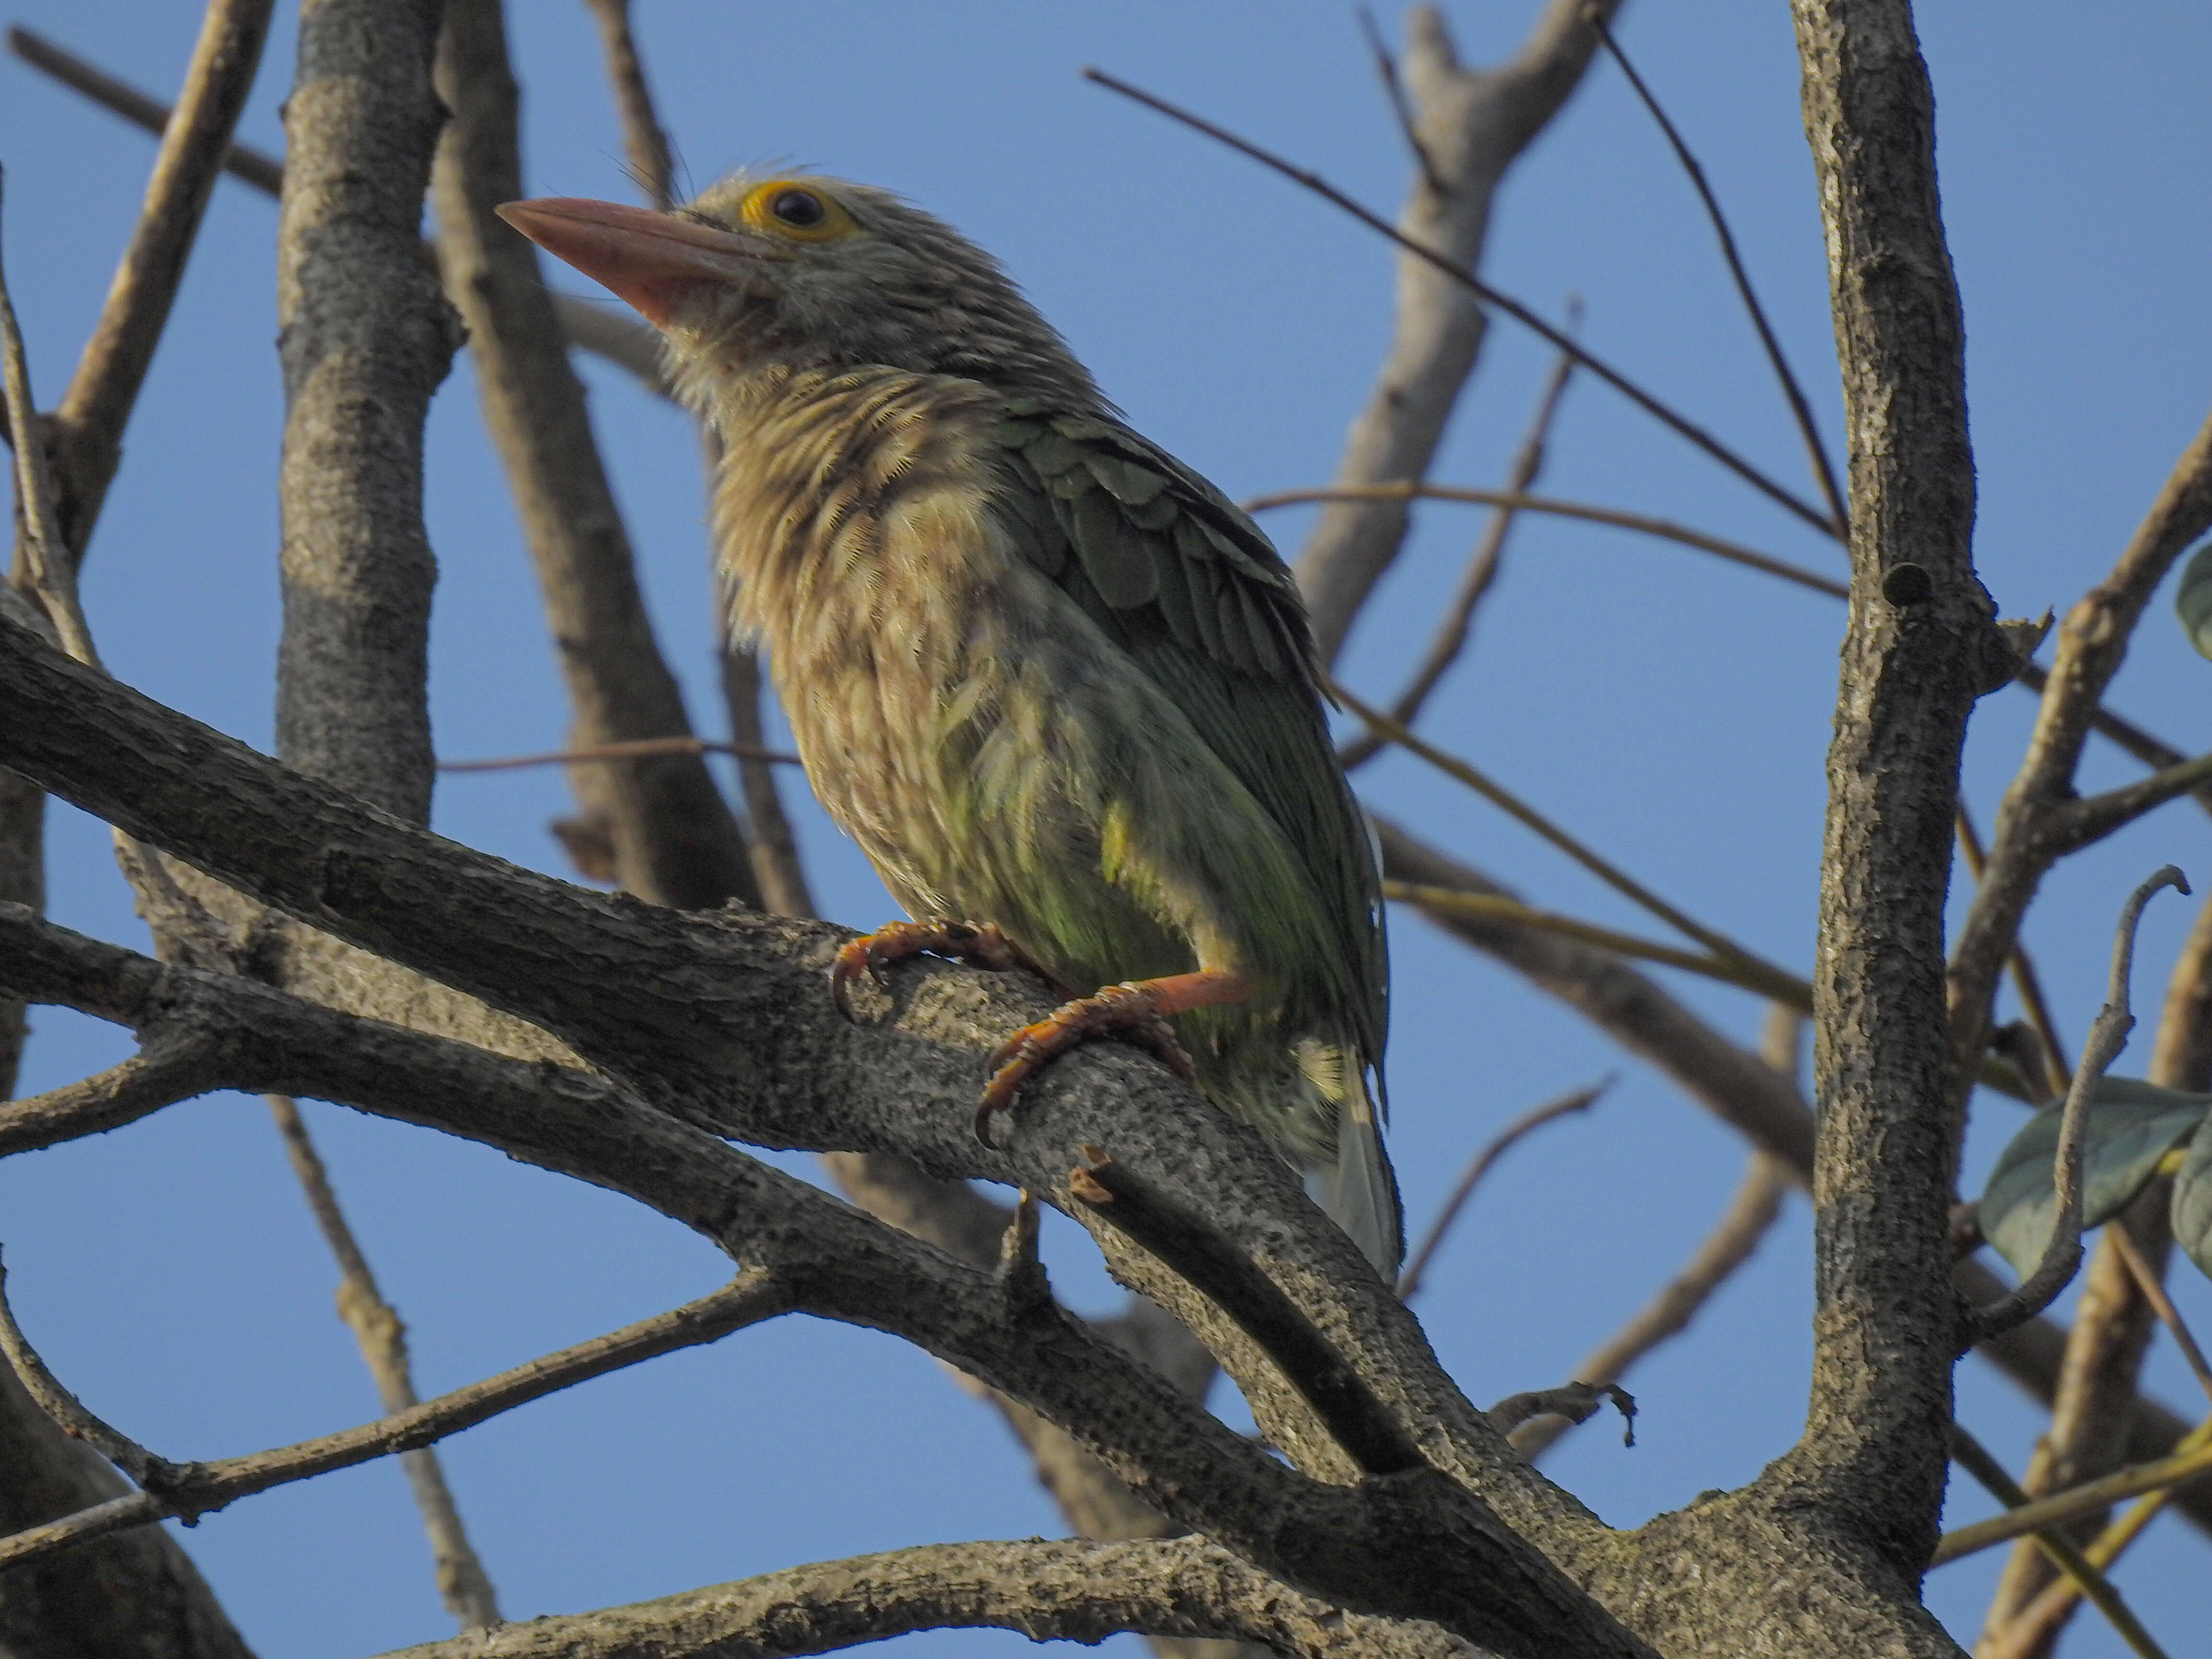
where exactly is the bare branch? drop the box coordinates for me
[1935,1432,2212,1565]
[2056,748,2212,854]
[0,1269,790,1575]
[1955,804,2069,1093]
[1950,400,2212,1109]
[581,0,677,210]
[1512,1151,1789,1459]
[1397,1078,1610,1301]
[1383,882,1811,1009]
[437,735,802,772]
[432,0,758,910]
[1585,9,1847,532]
[4,25,670,394]
[2107,1225,2212,1406]
[1946,1425,2173,1659]
[1083,54,1840,655]
[0,1035,221,1155]
[1250,482,1847,598]
[721,637,820,918]
[1340,685,1801,990]
[1340,336,1581,770]
[0,1250,176,1487]
[32,0,276,563]
[1355,8,1446,196]
[1976,866,2188,1341]
[370,1537,1494,1659]
[266,1094,502,1626]
[1488,1382,1633,1446]
[1785,0,2013,1564]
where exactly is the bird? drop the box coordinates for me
[498,172,1401,1274]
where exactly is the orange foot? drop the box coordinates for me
[976,969,1253,1147]
[829,919,1052,1021]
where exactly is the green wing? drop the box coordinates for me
[989,399,1388,1079]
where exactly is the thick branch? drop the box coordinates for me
[372,1538,1491,1659]
[1787,0,2004,1568]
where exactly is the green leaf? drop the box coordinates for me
[2175,541,2212,659]
[2171,1114,2212,1281]
[1980,1077,2212,1277]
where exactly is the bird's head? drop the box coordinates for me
[497,172,1098,407]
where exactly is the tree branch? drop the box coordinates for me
[370,1537,1494,1659]
[1785,0,2007,1570]
[431,0,758,910]
[33,0,275,565]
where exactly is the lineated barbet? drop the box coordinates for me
[499,173,1401,1273]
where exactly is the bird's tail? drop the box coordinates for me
[1294,1043,1402,1279]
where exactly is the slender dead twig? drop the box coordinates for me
[5,25,668,394]
[2057,749,2212,854]
[41,0,275,563]
[0,1269,789,1575]
[1936,1427,2212,1564]
[1982,1416,2212,1658]
[1383,882,1810,1008]
[1397,1077,1611,1301]
[582,0,676,210]
[0,1247,176,1486]
[2107,1224,2212,1405]
[1584,9,1846,535]
[1354,7,1445,196]
[1512,1148,1791,1460]
[1084,66,1839,539]
[1248,482,1847,599]
[1955,803,2070,1092]
[437,734,801,772]
[1339,331,1582,771]
[1945,1424,2173,1659]
[1337,682,1800,991]
[266,1094,501,1627]
[1975,866,2189,1341]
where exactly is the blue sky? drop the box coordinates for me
[3,4,2210,1655]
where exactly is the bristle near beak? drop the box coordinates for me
[496,197,757,326]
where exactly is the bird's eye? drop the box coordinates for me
[737,180,858,243]
[770,189,825,227]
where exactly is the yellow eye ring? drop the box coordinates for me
[739,181,858,243]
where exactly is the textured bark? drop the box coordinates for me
[430,0,759,911]
[0,1365,253,1659]
[273,0,456,821]
[1786,0,2004,1576]
[1295,0,1620,663]
[372,1539,1492,1659]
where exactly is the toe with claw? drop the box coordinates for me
[829,919,1036,1021]
[975,980,1206,1147]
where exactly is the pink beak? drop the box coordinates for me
[495,196,757,326]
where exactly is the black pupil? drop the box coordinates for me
[771,189,826,227]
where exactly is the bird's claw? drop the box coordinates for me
[829,919,1030,1022]
[974,982,1199,1147]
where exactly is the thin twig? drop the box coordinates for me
[1355,7,1444,195]
[1935,1428,2212,1564]
[0,1036,221,1156]
[1084,66,1840,539]
[266,1094,501,1626]
[1397,1077,1611,1300]
[5,25,669,394]
[2059,750,2212,854]
[581,0,676,210]
[1247,482,1847,598]
[1975,866,2189,1341]
[0,170,98,667]
[1336,681,1799,986]
[1584,8,1847,535]
[0,1247,176,1485]
[437,735,802,772]
[1340,330,1581,770]
[0,1269,789,1574]
[1945,1423,2173,1659]
[1383,882,1811,1009]
[1513,1146,1791,1460]
[1982,1415,2212,1658]
[1955,803,2071,1092]
[44,0,276,562]
[2106,1224,2212,1406]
